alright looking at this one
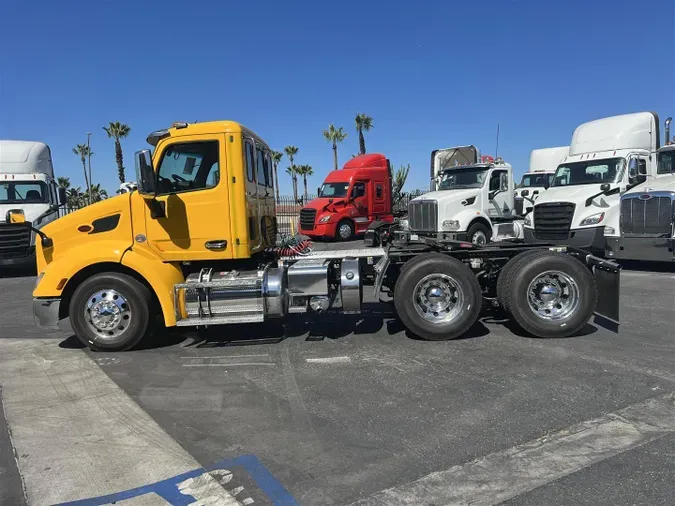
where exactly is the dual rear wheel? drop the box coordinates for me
[394,251,597,340]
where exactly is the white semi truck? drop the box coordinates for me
[412,145,521,244]
[524,112,668,255]
[606,118,675,262]
[0,141,66,268]
[515,146,570,216]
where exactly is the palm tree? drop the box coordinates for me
[57,176,71,189]
[270,150,283,203]
[322,125,348,171]
[284,146,299,203]
[85,183,108,203]
[66,187,85,209]
[103,122,131,184]
[355,113,374,155]
[295,165,314,201]
[72,144,93,203]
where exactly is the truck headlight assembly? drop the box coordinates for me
[524,214,532,227]
[579,212,605,227]
[442,220,460,231]
[318,215,331,223]
[461,196,476,206]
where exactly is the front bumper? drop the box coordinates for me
[606,237,675,262]
[299,222,337,238]
[524,226,605,252]
[33,298,61,330]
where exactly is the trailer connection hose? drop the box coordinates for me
[267,234,314,258]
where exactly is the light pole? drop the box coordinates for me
[87,132,93,204]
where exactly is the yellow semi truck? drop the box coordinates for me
[24,121,621,351]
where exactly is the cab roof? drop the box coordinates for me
[146,121,269,150]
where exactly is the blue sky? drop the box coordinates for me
[1,0,673,195]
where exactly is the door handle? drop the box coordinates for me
[205,240,227,251]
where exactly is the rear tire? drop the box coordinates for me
[467,222,491,245]
[504,252,597,337]
[497,249,551,314]
[394,253,482,340]
[336,219,355,241]
[69,272,153,352]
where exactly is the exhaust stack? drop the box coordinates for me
[665,117,672,146]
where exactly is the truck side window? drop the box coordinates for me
[375,183,383,199]
[265,152,274,188]
[256,148,268,186]
[156,141,219,194]
[489,172,501,191]
[245,141,255,182]
[352,182,366,198]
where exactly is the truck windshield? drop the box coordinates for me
[0,182,48,204]
[520,173,553,188]
[438,168,487,189]
[657,150,675,174]
[319,183,349,198]
[551,158,625,187]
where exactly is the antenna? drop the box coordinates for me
[495,124,500,158]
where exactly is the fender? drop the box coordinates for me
[453,208,494,233]
[121,247,184,327]
[33,239,130,298]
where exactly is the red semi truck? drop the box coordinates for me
[299,153,394,240]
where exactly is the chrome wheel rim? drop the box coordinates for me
[472,230,488,245]
[527,271,579,321]
[84,289,132,340]
[339,223,352,239]
[413,273,464,324]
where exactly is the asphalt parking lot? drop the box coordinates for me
[0,244,674,505]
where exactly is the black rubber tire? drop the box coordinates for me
[69,272,153,352]
[394,253,482,340]
[504,252,597,338]
[496,249,551,314]
[335,219,355,241]
[467,222,491,245]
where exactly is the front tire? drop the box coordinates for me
[467,222,491,245]
[394,253,482,340]
[336,219,355,241]
[69,272,153,351]
[504,252,597,337]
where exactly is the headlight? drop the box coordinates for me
[399,218,409,230]
[442,220,460,231]
[460,196,476,206]
[579,212,605,226]
[524,214,532,227]
[318,215,331,223]
[604,226,616,235]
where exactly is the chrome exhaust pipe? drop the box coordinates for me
[665,117,672,146]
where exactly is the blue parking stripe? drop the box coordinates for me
[55,454,299,506]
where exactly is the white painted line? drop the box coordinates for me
[181,354,270,359]
[0,339,241,506]
[352,392,675,506]
[183,362,275,367]
[306,356,352,364]
[622,271,675,279]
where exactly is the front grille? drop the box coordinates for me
[408,200,438,232]
[0,223,32,259]
[621,196,673,236]
[533,202,575,240]
[300,208,317,230]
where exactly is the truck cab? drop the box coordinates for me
[524,112,664,254]
[515,146,570,216]
[0,141,65,268]
[299,153,393,241]
[409,156,518,244]
[606,118,675,262]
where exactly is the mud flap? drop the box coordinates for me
[587,255,620,332]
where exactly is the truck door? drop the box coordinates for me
[487,169,512,218]
[372,180,386,216]
[255,144,275,246]
[143,134,234,261]
[350,181,369,231]
[242,137,267,252]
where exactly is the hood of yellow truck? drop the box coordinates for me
[36,194,134,273]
